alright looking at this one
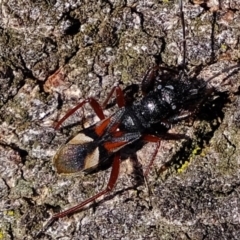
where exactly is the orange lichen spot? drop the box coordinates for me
[44,67,67,93]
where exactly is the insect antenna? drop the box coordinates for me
[178,0,240,89]
[179,0,187,71]
[205,63,240,85]
[183,61,240,96]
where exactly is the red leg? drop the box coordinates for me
[141,133,188,177]
[55,98,104,130]
[41,153,120,233]
[141,66,159,95]
[102,86,125,109]
[141,134,161,177]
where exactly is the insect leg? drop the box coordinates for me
[141,134,161,177]
[141,132,189,177]
[167,88,214,124]
[141,66,159,95]
[102,85,125,109]
[55,98,104,129]
[41,152,120,234]
[167,111,194,123]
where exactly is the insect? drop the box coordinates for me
[38,0,239,236]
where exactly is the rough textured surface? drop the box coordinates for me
[0,0,239,240]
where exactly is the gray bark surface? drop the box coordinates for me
[0,1,239,239]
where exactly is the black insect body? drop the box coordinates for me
[130,79,206,128]
[54,74,208,176]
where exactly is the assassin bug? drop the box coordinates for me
[38,0,239,236]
